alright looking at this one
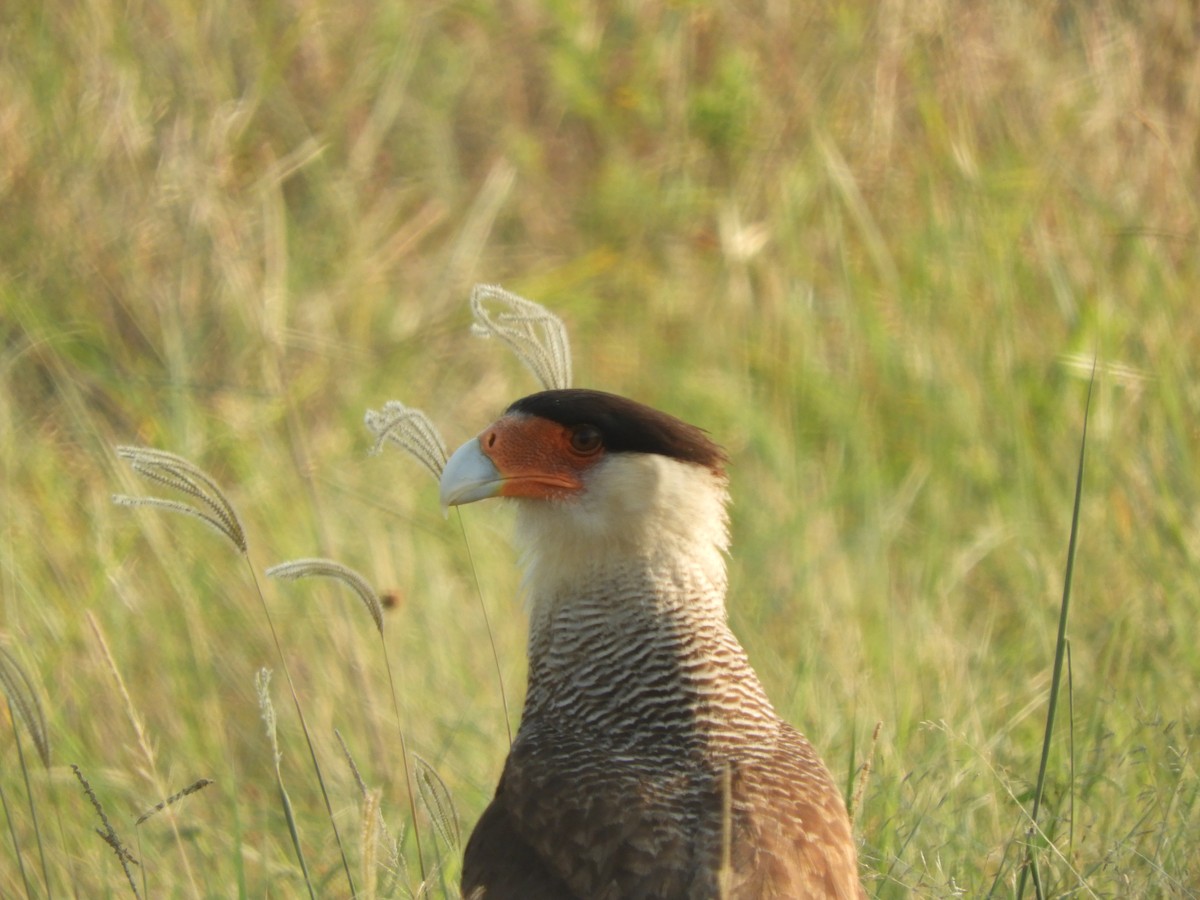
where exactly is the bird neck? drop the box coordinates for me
[519,553,779,751]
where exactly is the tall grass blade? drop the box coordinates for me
[359,788,382,900]
[334,730,403,897]
[83,611,201,896]
[849,721,882,827]
[1015,365,1095,899]
[268,560,426,881]
[412,755,460,853]
[255,669,316,900]
[455,516,512,746]
[0,646,50,769]
[247,563,357,896]
[0,645,52,896]
[0,757,34,900]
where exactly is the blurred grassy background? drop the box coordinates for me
[2,0,1198,896]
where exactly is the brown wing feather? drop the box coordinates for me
[461,793,579,899]
[463,722,865,899]
[725,723,867,899]
[474,729,711,898]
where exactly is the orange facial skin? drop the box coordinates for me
[478,415,606,501]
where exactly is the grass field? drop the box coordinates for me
[2,1,1198,896]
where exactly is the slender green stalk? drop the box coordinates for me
[267,558,427,883]
[0,760,34,900]
[0,648,51,898]
[245,562,356,896]
[455,515,512,746]
[256,668,316,900]
[1015,368,1095,899]
[84,612,201,898]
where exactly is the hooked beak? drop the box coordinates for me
[439,438,504,510]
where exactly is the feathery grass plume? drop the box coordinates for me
[0,645,49,768]
[849,721,883,827]
[359,788,382,900]
[1014,365,1095,900]
[364,401,448,479]
[266,558,384,634]
[335,730,404,894]
[134,779,214,827]
[413,755,460,854]
[256,668,317,900]
[269,562,426,882]
[468,284,572,391]
[335,729,370,798]
[112,447,247,553]
[71,764,140,898]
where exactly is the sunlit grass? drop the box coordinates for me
[1,1,1198,896]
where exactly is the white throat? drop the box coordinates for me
[511,453,731,628]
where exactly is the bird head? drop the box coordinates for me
[440,389,732,603]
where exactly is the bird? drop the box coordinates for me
[439,388,866,899]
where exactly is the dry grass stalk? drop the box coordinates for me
[717,762,733,900]
[413,755,460,853]
[71,764,140,898]
[112,447,247,553]
[266,558,385,634]
[256,668,317,900]
[135,779,215,827]
[850,721,883,826]
[84,611,201,894]
[359,788,382,900]
[468,284,572,391]
[335,729,404,891]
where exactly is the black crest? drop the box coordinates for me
[506,389,727,473]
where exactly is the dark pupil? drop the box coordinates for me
[570,425,602,452]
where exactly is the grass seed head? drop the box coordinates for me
[468,284,572,391]
[113,446,247,553]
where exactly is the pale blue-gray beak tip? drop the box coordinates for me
[440,438,504,512]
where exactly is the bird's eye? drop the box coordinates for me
[568,425,603,455]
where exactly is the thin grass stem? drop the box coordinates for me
[267,559,427,882]
[0,647,51,897]
[255,668,316,900]
[245,562,357,896]
[84,612,200,898]
[70,764,140,899]
[0,756,34,900]
[455,515,512,746]
[1015,365,1095,899]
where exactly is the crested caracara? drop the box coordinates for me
[440,388,865,899]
